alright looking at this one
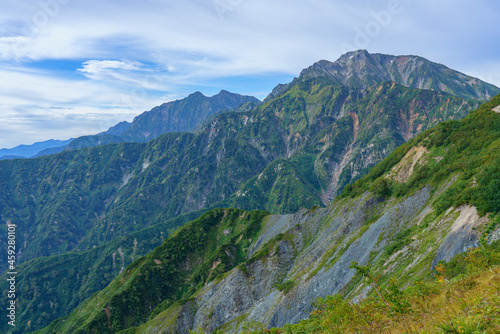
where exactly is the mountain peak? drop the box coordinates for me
[187,91,206,98]
[217,89,231,95]
[297,50,500,101]
[338,49,370,60]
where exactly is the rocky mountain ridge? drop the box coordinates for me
[0,90,259,159]
[298,50,499,101]
[65,90,261,150]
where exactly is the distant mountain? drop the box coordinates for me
[0,91,260,159]
[0,155,23,160]
[102,120,131,136]
[65,90,261,150]
[268,50,500,101]
[0,138,73,160]
[120,90,261,142]
[32,146,67,158]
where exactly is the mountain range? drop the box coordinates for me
[31,92,500,334]
[298,49,498,100]
[0,91,260,159]
[1,50,499,333]
[65,90,261,151]
[0,139,74,160]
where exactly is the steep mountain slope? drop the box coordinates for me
[31,209,269,334]
[0,80,476,271]
[226,79,479,206]
[295,50,500,101]
[256,241,500,333]
[65,90,260,150]
[33,95,500,333]
[0,209,204,333]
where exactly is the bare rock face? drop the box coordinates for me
[431,205,485,268]
[169,188,412,332]
[158,181,492,334]
[387,146,428,183]
[300,50,500,101]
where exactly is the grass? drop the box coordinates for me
[252,241,500,334]
[277,280,296,295]
[33,208,270,334]
[340,94,500,219]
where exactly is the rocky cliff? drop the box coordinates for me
[298,50,500,101]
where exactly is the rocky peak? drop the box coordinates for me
[215,89,231,97]
[186,91,207,99]
[296,50,500,100]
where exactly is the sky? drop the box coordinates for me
[1,0,499,149]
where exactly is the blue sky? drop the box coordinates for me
[1,0,500,148]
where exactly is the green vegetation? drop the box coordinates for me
[277,280,296,295]
[33,208,269,334]
[384,227,413,256]
[0,210,204,334]
[0,60,490,333]
[342,94,500,218]
[257,241,500,334]
[226,79,477,212]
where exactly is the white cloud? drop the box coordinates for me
[76,59,162,88]
[0,65,170,148]
[0,108,139,149]
[78,60,144,75]
[0,0,499,148]
[0,36,33,59]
